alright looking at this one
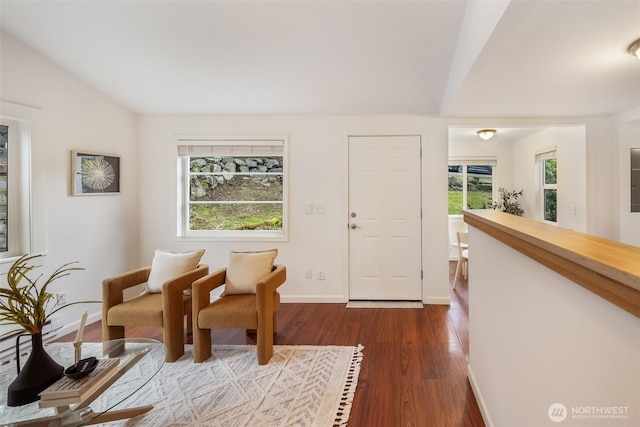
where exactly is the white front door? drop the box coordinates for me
[348,135,422,300]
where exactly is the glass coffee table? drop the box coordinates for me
[0,338,165,426]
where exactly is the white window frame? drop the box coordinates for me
[536,147,557,223]
[448,157,497,217]
[0,118,31,260]
[177,135,288,242]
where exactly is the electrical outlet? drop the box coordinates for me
[317,270,325,280]
[55,291,67,307]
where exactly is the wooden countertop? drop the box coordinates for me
[464,209,640,318]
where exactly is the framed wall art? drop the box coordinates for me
[72,151,120,195]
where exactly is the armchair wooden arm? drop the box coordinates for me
[192,267,227,314]
[255,265,286,363]
[162,265,209,358]
[256,264,287,327]
[102,266,151,313]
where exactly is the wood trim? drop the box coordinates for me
[464,210,640,318]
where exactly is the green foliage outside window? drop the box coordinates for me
[544,158,557,222]
[544,189,557,222]
[545,158,557,185]
[448,165,493,214]
[188,156,284,231]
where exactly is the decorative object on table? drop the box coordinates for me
[0,254,95,406]
[63,356,98,380]
[7,332,65,407]
[71,150,120,195]
[493,187,524,216]
[39,357,120,408]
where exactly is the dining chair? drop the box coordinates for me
[453,231,469,289]
[449,221,468,256]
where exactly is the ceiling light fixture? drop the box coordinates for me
[476,129,497,141]
[628,38,640,59]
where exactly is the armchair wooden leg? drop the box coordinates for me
[256,329,273,365]
[164,319,185,363]
[102,325,125,357]
[186,313,193,335]
[193,327,212,363]
[257,312,275,365]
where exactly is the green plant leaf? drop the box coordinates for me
[0,254,97,335]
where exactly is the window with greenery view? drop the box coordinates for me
[178,139,287,240]
[448,163,494,215]
[0,118,30,258]
[0,125,8,252]
[542,158,557,222]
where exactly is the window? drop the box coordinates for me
[0,119,30,259]
[448,159,496,215]
[536,148,557,223]
[0,125,8,252]
[178,137,287,240]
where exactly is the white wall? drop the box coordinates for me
[468,226,640,427]
[0,33,139,335]
[138,114,451,304]
[512,126,587,232]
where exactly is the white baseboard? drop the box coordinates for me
[280,295,452,305]
[346,301,423,309]
[467,364,494,427]
[423,296,451,305]
[280,295,347,303]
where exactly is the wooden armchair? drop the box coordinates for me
[192,264,287,365]
[102,264,209,362]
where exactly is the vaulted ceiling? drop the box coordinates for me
[1,0,639,117]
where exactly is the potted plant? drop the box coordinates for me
[0,254,92,406]
[493,188,524,217]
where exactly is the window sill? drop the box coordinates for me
[175,236,288,243]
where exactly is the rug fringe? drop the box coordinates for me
[333,344,364,426]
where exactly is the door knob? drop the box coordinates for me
[350,223,361,229]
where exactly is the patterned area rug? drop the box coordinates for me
[102,344,364,427]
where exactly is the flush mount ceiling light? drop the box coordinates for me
[476,129,497,140]
[628,38,640,59]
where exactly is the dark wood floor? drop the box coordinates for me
[58,261,484,426]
